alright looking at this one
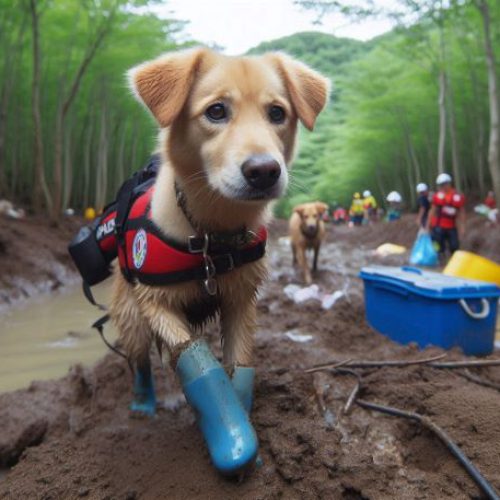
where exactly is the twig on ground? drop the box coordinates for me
[356,399,500,500]
[305,353,446,372]
[335,368,361,415]
[458,369,500,391]
[429,359,500,369]
[304,358,353,373]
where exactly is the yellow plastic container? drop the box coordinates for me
[443,251,500,287]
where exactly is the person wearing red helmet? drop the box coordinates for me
[427,173,465,257]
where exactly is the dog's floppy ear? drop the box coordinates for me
[293,204,306,216]
[315,202,329,215]
[269,53,331,131]
[128,48,206,127]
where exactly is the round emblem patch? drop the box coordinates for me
[132,229,147,269]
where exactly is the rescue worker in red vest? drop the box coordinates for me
[427,173,465,257]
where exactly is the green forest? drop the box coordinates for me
[1,0,499,219]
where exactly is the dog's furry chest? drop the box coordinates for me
[183,293,221,328]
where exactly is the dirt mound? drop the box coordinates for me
[0,215,81,310]
[1,219,500,499]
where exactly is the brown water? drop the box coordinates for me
[0,282,117,393]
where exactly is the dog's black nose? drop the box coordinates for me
[241,155,281,190]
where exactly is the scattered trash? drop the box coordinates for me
[0,199,25,219]
[283,283,346,309]
[278,236,291,248]
[409,229,438,267]
[285,330,313,343]
[321,290,345,310]
[283,283,320,303]
[374,243,406,257]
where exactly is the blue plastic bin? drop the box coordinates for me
[360,266,500,356]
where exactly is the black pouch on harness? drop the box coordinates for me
[68,204,117,286]
[68,154,160,289]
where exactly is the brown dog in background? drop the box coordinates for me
[110,48,330,371]
[289,202,328,284]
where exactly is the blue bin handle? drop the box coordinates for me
[401,266,423,275]
[459,298,490,320]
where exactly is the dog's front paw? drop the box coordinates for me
[129,398,156,418]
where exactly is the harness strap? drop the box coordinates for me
[82,281,107,311]
[129,239,265,286]
[91,314,133,373]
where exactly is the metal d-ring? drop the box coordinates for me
[202,233,217,296]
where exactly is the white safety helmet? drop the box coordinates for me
[416,183,428,194]
[386,191,402,203]
[436,173,452,185]
[363,190,371,197]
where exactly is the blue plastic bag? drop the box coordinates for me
[409,229,438,267]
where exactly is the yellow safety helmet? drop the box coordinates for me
[353,192,361,199]
[84,207,96,221]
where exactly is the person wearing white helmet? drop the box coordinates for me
[416,182,430,228]
[386,191,402,221]
[362,190,378,223]
[427,172,465,258]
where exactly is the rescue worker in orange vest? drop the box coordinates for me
[427,173,465,257]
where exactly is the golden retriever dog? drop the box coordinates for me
[108,47,329,473]
[289,202,328,284]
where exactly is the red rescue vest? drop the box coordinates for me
[95,187,267,287]
[431,189,465,229]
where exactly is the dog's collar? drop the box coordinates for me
[174,181,256,249]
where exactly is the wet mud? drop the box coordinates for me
[1,215,500,499]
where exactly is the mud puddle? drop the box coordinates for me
[0,282,115,392]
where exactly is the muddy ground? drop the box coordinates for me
[1,214,500,499]
[0,215,82,311]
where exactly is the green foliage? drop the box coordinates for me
[250,2,500,216]
[1,1,499,217]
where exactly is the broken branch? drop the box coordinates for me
[356,399,500,500]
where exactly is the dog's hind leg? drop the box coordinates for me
[313,243,320,272]
[130,354,156,417]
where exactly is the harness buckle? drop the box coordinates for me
[188,235,205,254]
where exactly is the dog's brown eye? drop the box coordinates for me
[268,105,285,124]
[205,103,228,122]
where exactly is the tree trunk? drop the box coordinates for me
[447,77,462,191]
[62,113,73,209]
[477,0,500,203]
[29,0,52,213]
[95,106,108,211]
[375,164,387,202]
[437,69,447,175]
[83,118,93,209]
[0,13,27,197]
[477,118,486,194]
[51,9,115,219]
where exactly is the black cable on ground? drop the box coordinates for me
[357,399,500,500]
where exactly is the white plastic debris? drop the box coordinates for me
[321,290,345,309]
[285,330,313,343]
[283,283,347,309]
[278,236,291,247]
[283,284,302,300]
[293,284,320,303]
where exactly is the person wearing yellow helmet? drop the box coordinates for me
[350,192,364,226]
